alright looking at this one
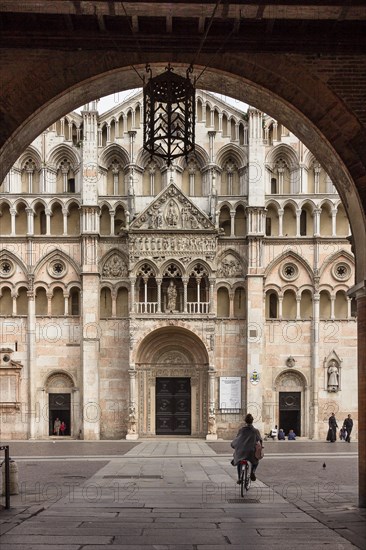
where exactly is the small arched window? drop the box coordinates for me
[266,291,278,319]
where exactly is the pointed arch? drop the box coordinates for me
[264,250,313,281]
[47,144,80,169]
[33,249,81,279]
[216,143,247,168]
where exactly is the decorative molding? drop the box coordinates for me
[130,182,215,231]
[102,254,128,278]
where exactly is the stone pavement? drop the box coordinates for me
[0,440,365,549]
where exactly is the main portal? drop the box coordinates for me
[155,377,191,435]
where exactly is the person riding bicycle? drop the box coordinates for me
[231,413,262,482]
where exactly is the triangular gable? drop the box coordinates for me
[130,182,215,231]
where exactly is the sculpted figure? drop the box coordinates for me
[327,360,339,392]
[166,280,177,312]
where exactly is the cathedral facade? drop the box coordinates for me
[0,91,358,441]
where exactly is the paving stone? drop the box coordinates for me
[0,522,22,535]
[0,535,113,544]
[114,529,230,545]
[0,546,81,550]
[1,441,363,550]
[9,524,143,535]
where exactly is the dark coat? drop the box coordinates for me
[327,415,338,442]
[328,415,338,429]
[344,418,353,432]
[231,424,262,466]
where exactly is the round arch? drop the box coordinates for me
[40,371,80,439]
[273,369,309,438]
[1,58,365,281]
[134,326,209,437]
[1,49,366,503]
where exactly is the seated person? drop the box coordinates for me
[278,428,285,440]
[269,425,278,440]
[288,429,296,440]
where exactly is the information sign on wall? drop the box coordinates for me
[219,377,241,411]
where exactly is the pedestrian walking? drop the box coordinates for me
[343,414,353,443]
[327,412,338,442]
[60,421,66,436]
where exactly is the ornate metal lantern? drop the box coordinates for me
[143,65,195,166]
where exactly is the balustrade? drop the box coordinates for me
[187,302,210,314]
[136,301,210,314]
[136,302,158,314]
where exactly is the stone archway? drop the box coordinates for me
[274,370,308,438]
[134,327,209,437]
[1,5,365,504]
[1,57,365,266]
[42,372,79,439]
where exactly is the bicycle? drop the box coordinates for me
[239,458,252,496]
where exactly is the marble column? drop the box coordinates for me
[126,366,139,440]
[310,292,320,440]
[206,367,217,441]
[355,285,366,507]
[27,284,39,438]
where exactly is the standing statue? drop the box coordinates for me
[207,413,217,435]
[327,360,339,392]
[166,280,177,312]
[127,405,137,434]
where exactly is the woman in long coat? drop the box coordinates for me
[231,413,262,482]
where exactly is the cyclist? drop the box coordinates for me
[231,413,262,482]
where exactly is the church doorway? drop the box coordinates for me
[155,377,191,435]
[49,393,71,436]
[279,391,301,436]
[45,372,76,438]
[135,326,209,437]
[274,371,307,438]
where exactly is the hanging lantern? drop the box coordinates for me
[143,65,195,166]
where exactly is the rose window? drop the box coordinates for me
[281,263,298,281]
[333,262,351,281]
[48,259,67,278]
[0,260,14,277]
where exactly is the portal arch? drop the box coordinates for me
[133,326,210,437]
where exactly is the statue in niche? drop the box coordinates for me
[166,280,177,312]
[327,360,339,392]
[166,200,179,226]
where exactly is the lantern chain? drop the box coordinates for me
[191,0,223,69]
[119,2,145,82]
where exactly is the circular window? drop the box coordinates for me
[332,262,351,282]
[0,259,14,278]
[48,259,67,279]
[280,262,299,281]
[3,354,10,363]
